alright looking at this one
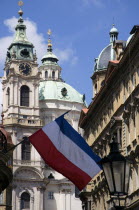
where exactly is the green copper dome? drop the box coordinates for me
[39,81,85,104]
[41,52,59,65]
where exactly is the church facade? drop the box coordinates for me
[79,25,139,209]
[2,8,86,210]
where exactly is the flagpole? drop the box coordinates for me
[6,137,29,153]
[61,110,72,117]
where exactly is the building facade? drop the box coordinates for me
[79,25,139,209]
[2,8,86,210]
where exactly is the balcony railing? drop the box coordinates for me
[3,118,43,127]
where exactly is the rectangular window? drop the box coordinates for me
[75,186,80,198]
[22,140,31,161]
[48,192,54,200]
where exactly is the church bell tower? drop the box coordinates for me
[2,5,40,121]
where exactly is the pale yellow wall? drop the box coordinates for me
[87,64,139,147]
[81,57,139,209]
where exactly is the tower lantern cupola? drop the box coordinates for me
[109,24,119,43]
[6,1,35,62]
[41,29,59,65]
[40,30,62,81]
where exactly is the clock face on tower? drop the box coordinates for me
[19,63,31,76]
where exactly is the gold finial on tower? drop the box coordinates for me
[18,0,24,7]
[47,29,52,37]
[18,1,24,16]
[47,29,52,48]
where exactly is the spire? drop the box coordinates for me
[12,1,30,43]
[41,29,59,65]
[18,0,24,20]
[47,29,53,52]
[40,29,62,81]
[6,1,34,62]
[109,24,119,43]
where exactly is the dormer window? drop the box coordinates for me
[61,87,67,97]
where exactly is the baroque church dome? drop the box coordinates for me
[39,31,86,105]
[94,25,118,72]
[39,81,85,103]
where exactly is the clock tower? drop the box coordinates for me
[2,8,40,120]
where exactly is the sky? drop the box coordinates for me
[0,0,139,106]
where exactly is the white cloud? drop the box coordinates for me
[0,36,14,70]
[54,48,78,65]
[2,17,46,65]
[0,17,78,71]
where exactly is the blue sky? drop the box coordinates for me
[0,0,139,104]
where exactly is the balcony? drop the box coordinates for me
[3,118,43,127]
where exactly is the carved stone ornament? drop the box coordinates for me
[123,109,130,124]
[134,95,139,111]
[105,132,111,141]
[110,116,122,129]
[11,51,16,59]
[127,103,135,114]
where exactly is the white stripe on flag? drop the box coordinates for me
[42,121,100,178]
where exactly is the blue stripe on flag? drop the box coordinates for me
[55,116,101,165]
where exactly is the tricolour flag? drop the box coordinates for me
[29,113,101,190]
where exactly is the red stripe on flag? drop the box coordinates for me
[29,129,91,190]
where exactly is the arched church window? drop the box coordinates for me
[45,71,48,79]
[52,71,55,79]
[20,85,29,107]
[7,87,10,106]
[21,192,30,209]
[21,137,31,160]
